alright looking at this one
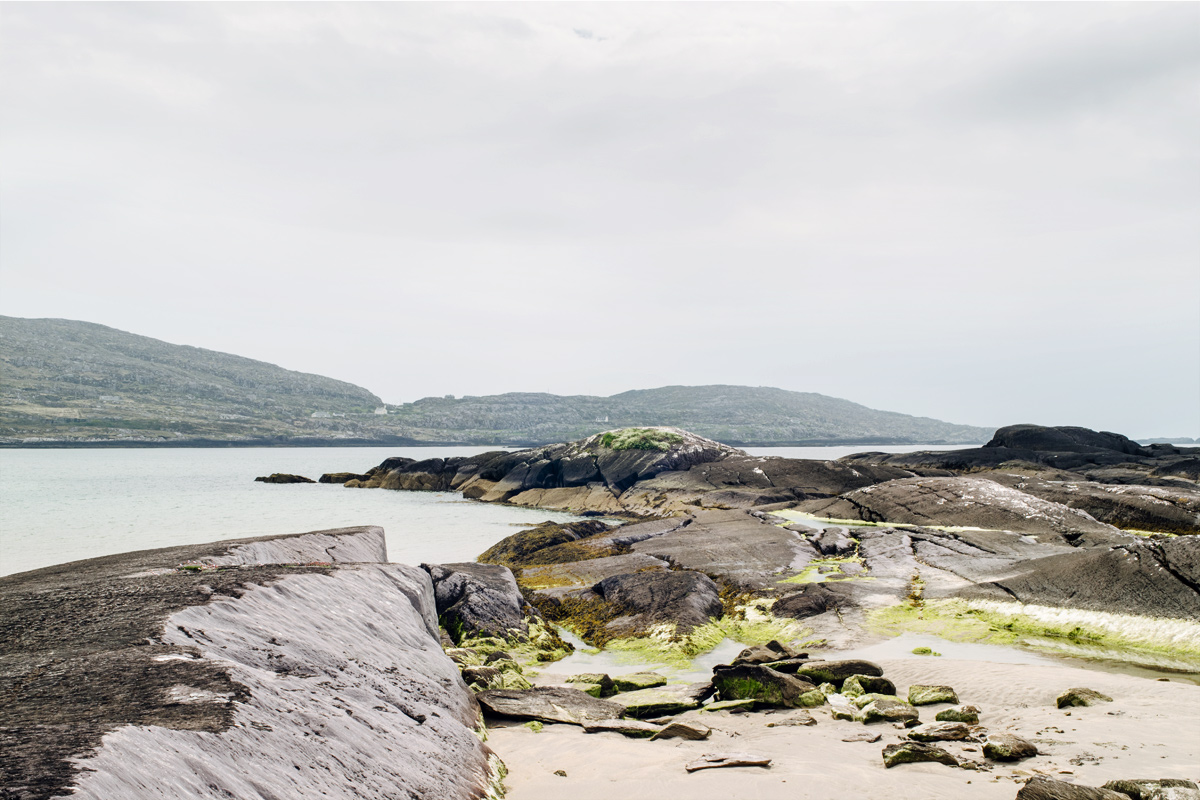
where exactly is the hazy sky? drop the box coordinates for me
[2,3,1197,437]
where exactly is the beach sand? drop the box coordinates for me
[486,657,1200,799]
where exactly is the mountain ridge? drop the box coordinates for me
[0,316,992,447]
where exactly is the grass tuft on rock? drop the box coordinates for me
[597,428,684,452]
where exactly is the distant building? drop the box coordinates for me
[311,411,332,418]
[374,406,388,415]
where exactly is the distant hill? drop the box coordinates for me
[0,316,394,446]
[0,316,992,447]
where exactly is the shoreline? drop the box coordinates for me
[0,438,990,450]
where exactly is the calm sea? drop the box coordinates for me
[0,443,973,577]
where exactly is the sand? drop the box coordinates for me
[486,657,1200,799]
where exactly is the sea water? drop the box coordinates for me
[0,446,581,576]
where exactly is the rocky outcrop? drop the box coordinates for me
[254,473,315,484]
[476,686,623,725]
[0,527,500,800]
[1017,778,1134,799]
[422,562,533,643]
[593,570,723,635]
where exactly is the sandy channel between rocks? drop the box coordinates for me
[485,657,1200,800]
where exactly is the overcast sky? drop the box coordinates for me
[2,3,1197,437]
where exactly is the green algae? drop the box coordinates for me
[777,556,870,585]
[598,428,684,452]
[867,598,1200,671]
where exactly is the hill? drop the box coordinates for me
[0,316,395,445]
[0,316,992,446]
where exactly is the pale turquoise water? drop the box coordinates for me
[0,446,581,576]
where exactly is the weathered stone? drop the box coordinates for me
[766,659,883,686]
[566,673,616,697]
[797,689,827,707]
[1017,777,1133,800]
[445,648,482,667]
[984,733,1039,761]
[581,719,663,738]
[812,526,857,556]
[851,692,900,709]
[935,705,981,723]
[318,472,369,484]
[765,710,817,727]
[684,753,773,773]
[1102,779,1200,800]
[593,570,723,635]
[1057,688,1113,708]
[882,742,958,768]
[842,732,883,743]
[650,721,712,741]
[611,672,667,692]
[907,722,970,742]
[842,674,897,697]
[422,562,532,643]
[702,698,758,713]
[477,520,612,568]
[733,640,803,665]
[712,664,818,708]
[772,584,840,619]
[477,687,624,726]
[611,683,712,718]
[908,684,960,705]
[862,698,920,725]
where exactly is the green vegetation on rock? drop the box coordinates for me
[597,428,685,451]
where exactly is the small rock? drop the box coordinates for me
[611,683,712,718]
[936,705,981,724]
[1017,777,1132,799]
[882,742,958,768]
[478,687,625,726]
[581,719,663,738]
[254,473,315,484]
[862,698,920,725]
[765,710,817,727]
[842,674,897,697]
[701,698,757,713]
[712,664,818,708]
[554,770,568,777]
[732,640,804,666]
[684,753,772,773]
[908,684,960,705]
[650,721,712,741]
[908,722,970,742]
[852,692,900,709]
[984,733,1039,761]
[1056,688,1113,709]
[842,732,882,743]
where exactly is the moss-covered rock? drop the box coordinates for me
[862,698,920,725]
[851,692,900,709]
[935,704,981,724]
[565,673,616,697]
[1101,779,1200,800]
[882,742,958,768]
[712,664,818,708]
[611,672,667,692]
[1056,688,1112,708]
[478,520,612,568]
[908,684,960,705]
[767,658,883,687]
[610,683,712,718]
[701,698,758,713]
[797,689,827,707]
[843,674,897,697]
[984,733,1039,761]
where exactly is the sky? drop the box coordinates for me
[2,3,1197,438]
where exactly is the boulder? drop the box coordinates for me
[842,674,897,697]
[812,526,857,556]
[318,472,369,484]
[861,698,920,725]
[772,584,840,619]
[766,659,883,686]
[936,705,981,724]
[476,687,624,726]
[254,473,315,484]
[1017,777,1133,799]
[1102,779,1200,800]
[702,699,758,713]
[907,722,970,742]
[611,683,713,718]
[732,640,804,666]
[565,673,616,697]
[712,664,818,708]
[476,520,612,568]
[1057,688,1113,708]
[908,684,960,705]
[881,742,958,768]
[581,719,663,738]
[422,562,532,643]
[593,570,723,635]
[851,692,900,709]
[984,733,1039,761]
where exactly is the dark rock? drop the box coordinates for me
[649,721,712,741]
[684,753,772,773]
[812,526,857,556]
[565,673,616,697]
[477,687,624,725]
[984,733,1039,761]
[593,570,722,634]
[477,520,612,568]
[936,705,981,723]
[842,674,897,697]
[712,664,817,708]
[986,425,1152,456]
[732,640,804,665]
[882,742,958,768]
[1057,688,1113,708]
[254,473,315,484]
[422,562,532,643]
[1102,779,1200,800]
[1017,777,1133,799]
[318,472,369,484]
[766,658,883,686]
[773,584,841,619]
